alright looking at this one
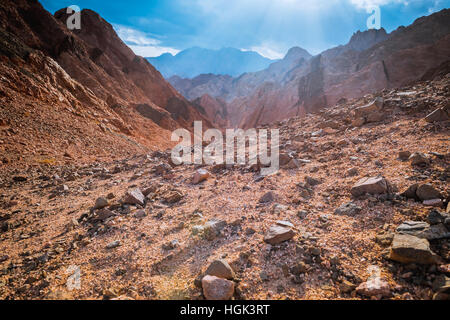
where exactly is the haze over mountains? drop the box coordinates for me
[170,11,450,128]
[147,47,277,78]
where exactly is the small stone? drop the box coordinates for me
[193,169,211,184]
[272,204,288,214]
[423,199,443,207]
[162,240,179,251]
[401,183,418,199]
[205,260,235,280]
[259,192,275,204]
[305,176,321,186]
[351,176,390,197]
[163,190,183,204]
[264,225,295,245]
[356,278,390,298]
[202,275,234,300]
[123,188,145,206]
[340,280,356,294]
[93,197,109,210]
[133,210,147,219]
[335,202,362,216]
[428,209,448,225]
[290,262,308,275]
[398,151,411,161]
[106,240,121,249]
[347,167,358,177]
[409,152,430,166]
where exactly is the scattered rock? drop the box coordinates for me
[351,176,390,197]
[398,151,411,161]
[416,184,442,201]
[264,224,295,245]
[205,260,235,280]
[93,197,109,210]
[259,192,275,204]
[335,202,362,216]
[389,234,439,264]
[409,152,430,166]
[425,108,449,123]
[123,188,145,206]
[202,275,234,300]
[356,278,390,298]
[106,240,121,249]
[193,169,211,184]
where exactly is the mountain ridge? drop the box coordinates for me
[147,47,277,78]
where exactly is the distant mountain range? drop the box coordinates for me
[169,9,450,129]
[147,47,277,78]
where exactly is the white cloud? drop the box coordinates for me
[243,46,285,60]
[349,0,410,10]
[127,45,179,57]
[113,24,180,57]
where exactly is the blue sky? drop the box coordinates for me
[41,0,450,59]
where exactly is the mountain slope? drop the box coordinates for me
[148,47,277,78]
[0,0,212,166]
[172,10,450,129]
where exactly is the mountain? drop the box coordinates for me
[170,10,450,129]
[147,47,277,78]
[0,0,211,165]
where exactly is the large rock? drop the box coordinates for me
[416,184,442,201]
[205,260,235,280]
[264,225,295,245]
[351,176,390,197]
[202,275,234,300]
[389,234,439,264]
[123,188,145,206]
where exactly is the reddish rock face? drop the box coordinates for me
[0,0,213,166]
[170,10,450,129]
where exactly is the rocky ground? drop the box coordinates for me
[0,76,449,300]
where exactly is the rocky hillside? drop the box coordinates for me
[171,10,450,129]
[148,47,276,79]
[0,74,448,300]
[0,0,212,168]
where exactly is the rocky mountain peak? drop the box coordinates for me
[284,46,312,61]
[347,28,389,51]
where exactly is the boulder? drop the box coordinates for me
[202,275,234,300]
[389,234,439,264]
[416,184,442,201]
[351,176,390,197]
[264,225,295,245]
[205,260,235,280]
